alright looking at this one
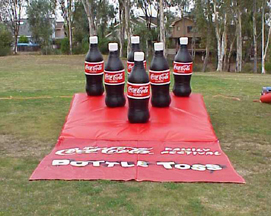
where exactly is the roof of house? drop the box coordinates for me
[55,21,64,29]
[138,16,158,27]
[170,17,194,27]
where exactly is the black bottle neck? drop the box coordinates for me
[134,60,144,69]
[109,50,119,57]
[154,50,164,57]
[131,43,140,51]
[180,45,188,51]
[90,44,99,50]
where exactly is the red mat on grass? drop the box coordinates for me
[30,93,245,183]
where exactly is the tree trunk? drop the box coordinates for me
[119,1,125,57]
[236,6,242,72]
[262,0,266,74]
[263,21,271,74]
[202,43,209,72]
[223,16,228,71]
[253,0,257,73]
[81,0,97,36]
[124,0,131,56]
[14,30,18,54]
[226,36,236,72]
[11,0,21,55]
[159,0,166,56]
[68,1,72,55]
[202,0,212,72]
[214,1,223,72]
[159,0,167,56]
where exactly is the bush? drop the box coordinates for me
[241,63,254,73]
[0,24,13,56]
[98,37,110,55]
[258,63,271,74]
[18,35,29,43]
[61,38,70,54]
[193,64,202,72]
[72,37,89,54]
[73,43,84,54]
[82,37,89,53]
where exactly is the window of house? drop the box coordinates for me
[177,26,181,31]
[187,26,193,33]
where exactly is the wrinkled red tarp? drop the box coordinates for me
[30,93,245,183]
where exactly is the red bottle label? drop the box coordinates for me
[149,69,171,85]
[127,82,150,99]
[104,69,125,85]
[127,60,147,74]
[85,61,104,75]
[173,62,193,75]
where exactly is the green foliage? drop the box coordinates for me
[242,63,254,73]
[98,37,110,55]
[0,24,13,56]
[265,62,271,74]
[133,22,158,54]
[54,39,62,49]
[73,2,88,44]
[18,35,29,43]
[26,0,54,53]
[258,63,271,74]
[71,37,89,55]
[61,38,70,54]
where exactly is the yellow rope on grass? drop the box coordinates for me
[0,96,73,100]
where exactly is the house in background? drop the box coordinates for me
[17,19,66,51]
[54,21,66,40]
[168,17,203,55]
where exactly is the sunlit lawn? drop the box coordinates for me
[0,54,270,215]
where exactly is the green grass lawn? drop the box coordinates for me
[0,54,271,216]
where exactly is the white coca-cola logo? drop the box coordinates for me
[85,64,102,72]
[150,73,169,81]
[128,86,149,95]
[174,64,191,72]
[127,63,134,71]
[105,73,123,81]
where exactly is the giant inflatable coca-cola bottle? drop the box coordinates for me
[104,43,126,107]
[127,52,150,123]
[85,36,104,96]
[149,42,171,107]
[173,37,193,97]
[127,36,146,75]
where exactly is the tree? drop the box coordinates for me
[252,0,257,73]
[73,1,89,44]
[159,0,166,55]
[67,0,73,54]
[0,0,24,54]
[0,23,13,56]
[124,0,131,56]
[135,0,156,57]
[170,0,192,18]
[27,0,54,54]
[59,0,74,54]
[261,0,271,74]
[194,0,214,72]
[81,0,96,36]
[234,0,243,72]
[213,0,227,72]
[118,0,125,57]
